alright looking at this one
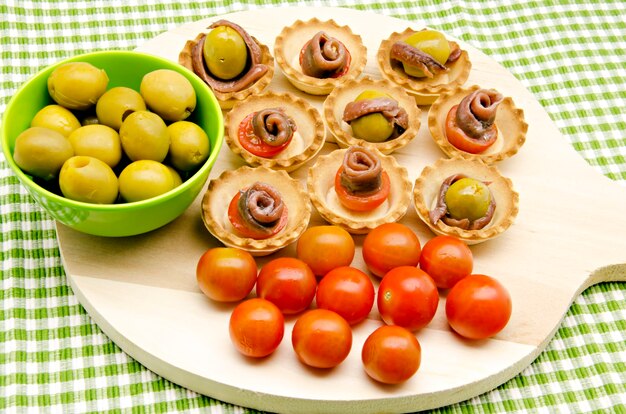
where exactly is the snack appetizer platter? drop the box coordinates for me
[32,7,624,414]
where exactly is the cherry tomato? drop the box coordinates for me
[196,247,258,302]
[256,257,317,315]
[316,266,375,325]
[296,225,355,277]
[361,325,421,384]
[334,168,391,212]
[419,235,473,289]
[292,309,352,369]
[237,112,292,158]
[227,190,288,240]
[445,274,512,339]
[229,298,284,358]
[377,266,438,331]
[362,223,421,278]
[445,105,497,154]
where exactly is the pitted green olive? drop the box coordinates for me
[167,121,210,172]
[59,156,119,204]
[47,62,108,110]
[96,86,147,130]
[166,165,183,188]
[119,111,170,162]
[13,127,74,180]
[118,160,175,202]
[403,30,450,78]
[445,177,491,221]
[350,90,394,143]
[203,26,248,80]
[140,69,196,122]
[30,105,81,137]
[68,125,122,168]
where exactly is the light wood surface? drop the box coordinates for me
[57,7,626,414]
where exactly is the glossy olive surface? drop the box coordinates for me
[59,156,119,204]
[167,121,210,171]
[445,177,492,221]
[350,90,394,143]
[119,110,170,162]
[140,69,197,122]
[95,86,147,130]
[13,127,74,180]
[118,160,175,203]
[47,62,109,110]
[68,124,122,168]
[403,30,450,78]
[203,26,248,80]
[30,105,81,137]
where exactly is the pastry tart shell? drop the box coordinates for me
[413,157,519,245]
[201,166,311,256]
[274,18,367,95]
[377,28,471,105]
[307,146,412,234]
[224,91,325,172]
[428,85,528,164]
[323,77,421,155]
[179,31,275,110]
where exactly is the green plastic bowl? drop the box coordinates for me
[1,50,224,237]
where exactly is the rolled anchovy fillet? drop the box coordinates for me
[301,31,348,78]
[447,41,462,63]
[340,146,383,193]
[455,89,503,140]
[429,174,496,230]
[238,182,285,233]
[191,20,268,93]
[342,97,409,131]
[251,108,297,147]
[390,41,447,78]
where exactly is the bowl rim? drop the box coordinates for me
[1,50,224,212]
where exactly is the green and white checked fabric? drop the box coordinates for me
[1,1,625,413]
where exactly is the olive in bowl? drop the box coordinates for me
[1,50,224,237]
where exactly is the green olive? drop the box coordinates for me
[47,62,109,110]
[81,114,100,126]
[445,177,491,221]
[96,86,147,130]
[13,127,74,180]
[167,121,210,171]
[140,69,196,122]
[118,160,175,202]
[350,90,394,143]
[403,30,451,78]
[30,105,81,137]
[59,156,119,204]
[68,125,122,168]
[119,111,170,162]
[166,165,183,187]
[203,26,248,80]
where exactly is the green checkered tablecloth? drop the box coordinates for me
[1,0,625,412]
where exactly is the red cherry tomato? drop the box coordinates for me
[292,309,352,369]
[419,235,473,289]
[296,225,355,277]
[445,105,497,154]
[445,274,512,339]
[229,298,284,358]
[196,247,258,302]
[334,168,391,212]
[361,325,421,384]
[227,190,288,240]
[316,266,375,325]
[237,112,292,157]
[362,223,421,278]
[377,266,439,331]
[256,257,317,315]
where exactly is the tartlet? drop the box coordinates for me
[274,18,367,95]
[323,77,421,154]
[201,166,311,256]
[428,85,527,164]
[224,91,325,172]
[179,20,275,110]
[308,146,412,234]
[377,28,471,105]
[413,157,519,244]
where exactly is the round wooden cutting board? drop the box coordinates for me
[57,7,626,414]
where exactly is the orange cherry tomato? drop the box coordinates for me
[256,257,317,315]
[419,235,473,289]
[445,274,512,339]
[292,309,352,369]
[196,247,258,302]
[237,112,292,158]
[229,298,284,358]
[296,225,355,277]
[316,266,375,325]
[445,105,497,154]
[227,190,288,240]
[334,167,391,212]
[377,266,439,331]
[361,325,421,384]
[362,223,421,278]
